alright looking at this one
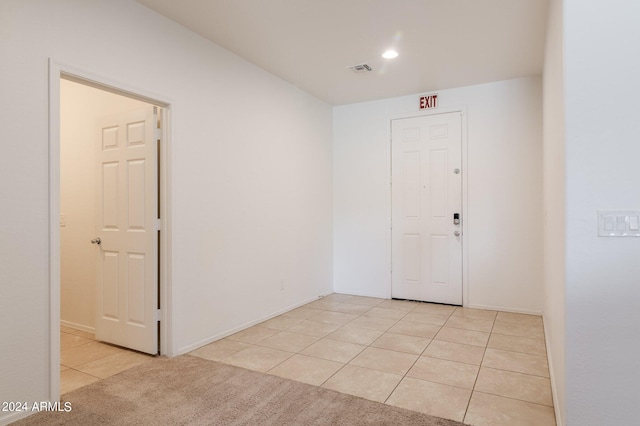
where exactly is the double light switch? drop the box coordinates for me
[598,211,640,237]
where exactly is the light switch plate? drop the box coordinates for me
[598,211,640,237]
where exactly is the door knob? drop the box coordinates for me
[91,237,101,245]
[454,231,461,237]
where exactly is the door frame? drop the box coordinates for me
[48,59,173,401]
[387,106,469,306]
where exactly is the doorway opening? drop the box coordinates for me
[60,79,162,354]
[49,62,172,401]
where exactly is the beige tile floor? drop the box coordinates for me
[190,294,556,425]
[60,326,154,395]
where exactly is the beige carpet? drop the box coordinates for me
[16,355,467,425]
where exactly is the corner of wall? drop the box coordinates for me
[541,0,566,424]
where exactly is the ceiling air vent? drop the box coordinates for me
[348,63,373,73]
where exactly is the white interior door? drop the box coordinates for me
[391,112,462,305]
[94,107,158,354]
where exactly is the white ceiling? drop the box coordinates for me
[136,0,549,106]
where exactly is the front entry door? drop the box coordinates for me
[391,112,462,305]
[94,107,159,354]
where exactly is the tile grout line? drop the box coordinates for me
[381,305,456,405]
[472,363,551,379]
[251,308,360,381]
[315,299,390,389]
[309,300,414,390]
[462,311,497,422]
[381,303,426,404]
[471,390,556,409]
[65,366,102,380]
[61,330,155,396]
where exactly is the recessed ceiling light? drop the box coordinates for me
[382,50,398,59]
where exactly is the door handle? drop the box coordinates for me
[91,237,101,245]
[454,231,461,237]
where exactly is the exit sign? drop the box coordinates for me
[419,94,438,110]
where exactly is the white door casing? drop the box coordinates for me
[94,107,158,354]
[391,112,463,305]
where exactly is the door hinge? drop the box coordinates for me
[154,218,162,231]
[154,309,161,321]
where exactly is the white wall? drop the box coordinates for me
[542,0,566,424]
[0,1,332,421]
[333,77,543,313]
[60,79,149,331]
[564,1,640,424]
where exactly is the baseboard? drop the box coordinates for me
[60,320,95,334]
[465,303,542,316]
[331,293,543,315]
[543,315,564,426]
[176,294,325,355]
[332,289,390,300]
[0,408,33,426]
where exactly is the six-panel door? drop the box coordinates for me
[391,112,463,305]
[95,107,158,354]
